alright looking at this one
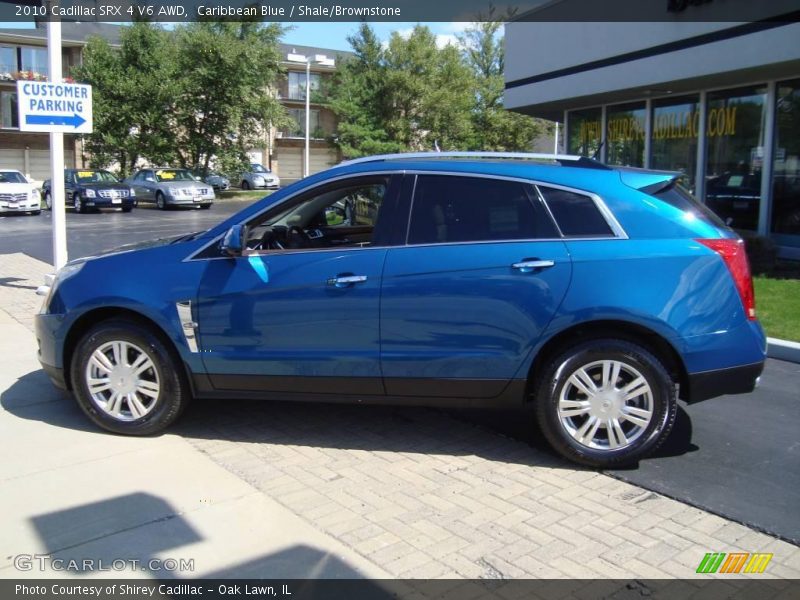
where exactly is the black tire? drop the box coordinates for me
[73,193,84,214]
[31,210,41,215]
[122,205,133,213]
[200,203,211,209]
[156,192,167,210]
[44,192,52,210]
[241,180,250,190]
[534,339,677,468]
[70,319,191,436]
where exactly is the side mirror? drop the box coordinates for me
[221,224,245,257]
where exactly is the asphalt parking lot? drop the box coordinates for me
[0,202,250,263]
[1,202,798,546]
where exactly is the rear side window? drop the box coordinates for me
[651,181,730,230]
[538,186,615,237]
[408,175,558,244]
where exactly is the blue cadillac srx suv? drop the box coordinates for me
[35,153,766,467]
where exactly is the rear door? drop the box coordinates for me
[380,174,572,399]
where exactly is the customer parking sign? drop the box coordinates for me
[16,81,93,133]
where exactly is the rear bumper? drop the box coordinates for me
[685,360,764,403]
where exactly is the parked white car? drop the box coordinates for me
[240,164,280,190]
[0,169,41,215]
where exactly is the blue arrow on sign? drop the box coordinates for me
[25,113,86,128]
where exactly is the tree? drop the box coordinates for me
[170,21,289,176]
[458,17,547,151]
[74,22,178,176]
[326,24,403,159]
[327,24,475,158]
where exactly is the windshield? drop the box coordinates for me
[75,170,119,184]
[0,171,27,184]
[155,169,195,182]
[251,164,270,174]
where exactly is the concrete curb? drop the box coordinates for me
[767,337,800,364]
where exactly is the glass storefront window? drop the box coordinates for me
[606,102,645,167]
[1,91,18,129]
[567,108,601,158]
[772,79,800,245]
[704,85,767,231]
[651,95,700,194]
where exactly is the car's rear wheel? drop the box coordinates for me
[535,339,676,468]
[241,180,250,190]
[70,320,190,435]
[156,192,167,210]
[44,192,52,210]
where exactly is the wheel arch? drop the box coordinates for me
[62,306,192,393]
[526,319,690,401]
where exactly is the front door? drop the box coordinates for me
[196,175,401,396]
[380,174,572,399]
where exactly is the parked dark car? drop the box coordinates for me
[42,169,135,213]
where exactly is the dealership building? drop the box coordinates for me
[505,1,800,258]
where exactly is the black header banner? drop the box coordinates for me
[2,0,800,23]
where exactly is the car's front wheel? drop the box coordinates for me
[70,320,190,435]
[241,180,250,190]
[73,194,84,214]
[535,339,676,468]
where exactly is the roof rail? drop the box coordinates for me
[339,151,611,169]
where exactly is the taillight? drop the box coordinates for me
[696,238,756,320]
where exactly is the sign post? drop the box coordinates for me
[16,12,92,270]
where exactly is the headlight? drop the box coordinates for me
[84,189,96,198]
[129,188,136,197]
[39,261,86,314]
[30,189,41,200]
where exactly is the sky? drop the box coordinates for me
[0,21,470,53]
[280,22,470,51]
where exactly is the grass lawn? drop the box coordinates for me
[216,189,273,203]
[753,276,800,342]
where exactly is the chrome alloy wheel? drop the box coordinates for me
[557,359,654,451]
[84,341,160,421]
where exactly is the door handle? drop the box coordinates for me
[511,259,555,272]
[327,274,367,288]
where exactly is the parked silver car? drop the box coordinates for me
[240,164,280,190]
[192,169,230,191]
[126,168,215,210]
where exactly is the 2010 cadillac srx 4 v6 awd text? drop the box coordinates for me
[35,153,766,467]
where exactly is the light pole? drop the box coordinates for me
[304,58,310,178]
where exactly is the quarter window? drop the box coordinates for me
[407,175,557,245]
[538,186,615,237]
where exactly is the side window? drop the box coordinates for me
[538,186,615,237]
[407,175,557,245]
[244,177,391,253]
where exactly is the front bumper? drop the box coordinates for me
[84,199,135,209]
[166,196,214,205]
[0,201,40,212]
[685,361,764,403]
[35,312,69,390]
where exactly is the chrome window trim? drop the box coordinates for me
[184,169,628,262]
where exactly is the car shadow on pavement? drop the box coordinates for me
[3,369,698,472]
[0,369,97,433]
